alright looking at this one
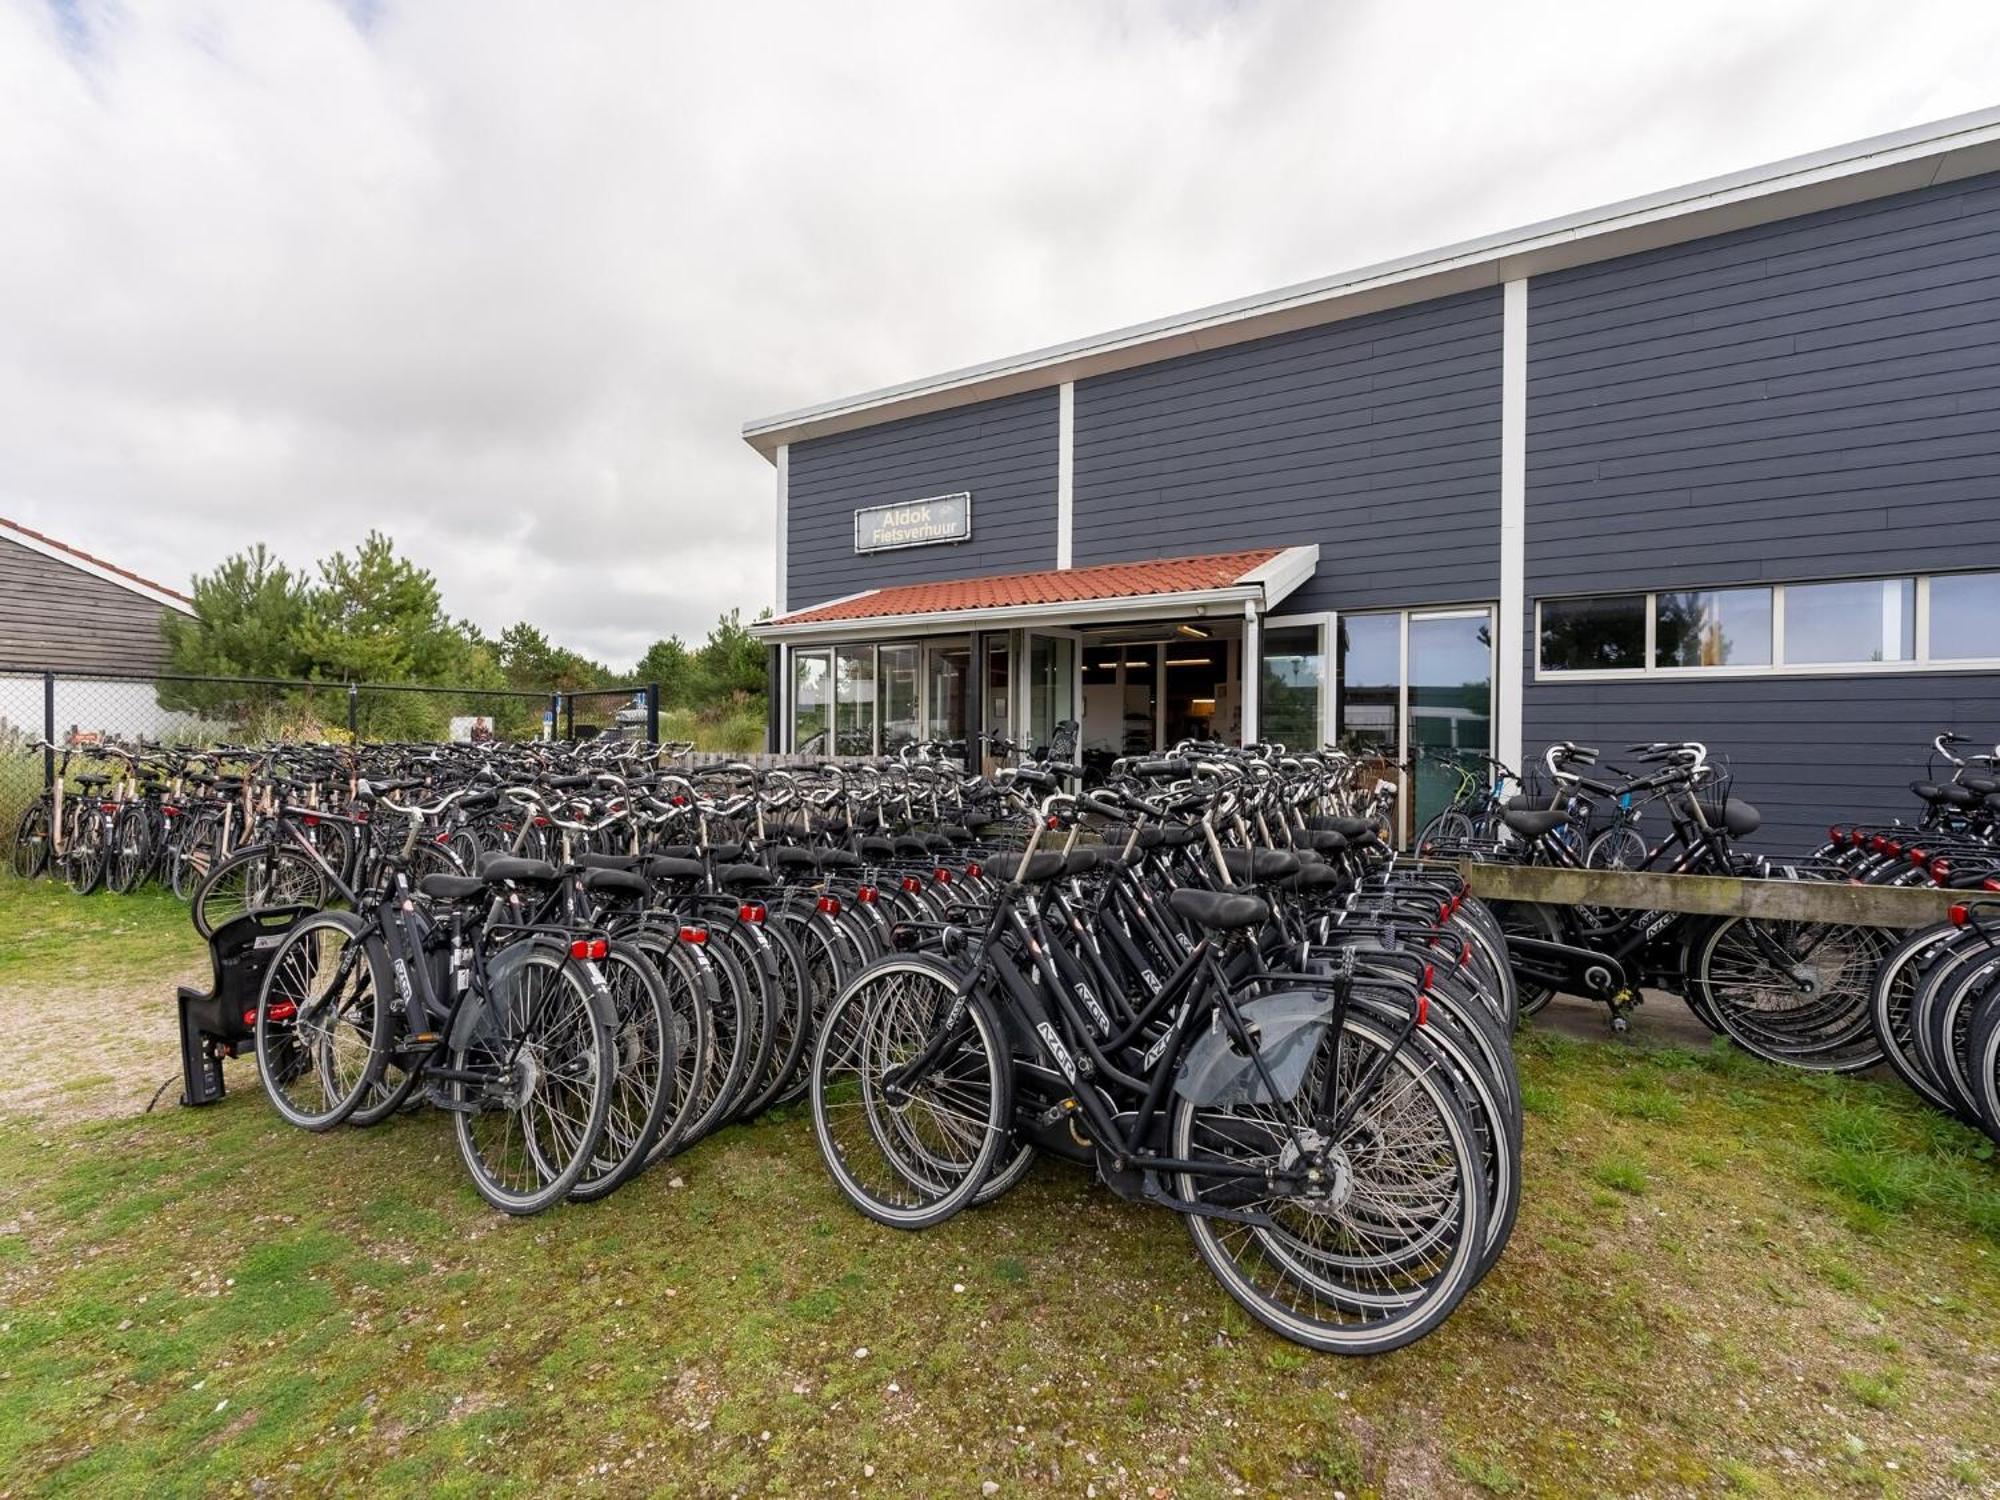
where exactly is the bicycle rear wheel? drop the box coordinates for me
[194,843,332,938]
[809,956,1010,1230]
[451,945,615,1216]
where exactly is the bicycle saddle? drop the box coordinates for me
[479,855,560,885]
[1501,808,1570,839]
[1168,888,1271,931]
[418,873,488,904]
[716,863,777,890]
[580,867,650,900]
[1220,849,1302,882]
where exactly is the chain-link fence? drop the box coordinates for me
[0,666,662,834]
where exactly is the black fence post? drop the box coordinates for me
[548,693,559,743]
[41,670,55,790]
[564,694,574,741]
[645,682,660,743]
[347,683,359,741]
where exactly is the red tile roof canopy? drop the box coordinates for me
[773,549,1286,627]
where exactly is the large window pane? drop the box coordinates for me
[791,650,831,754]
[879,645,919,752]
[1655,588,1771,668]
[1785,579,1914,664]
[983,636,1011,753]
[1260,623,1325,750]
[1337,614,1399,753]
[834,646,875,755]
[1930,571,2000,661]
[1025,634,1077,758]
[1538,594,1645,672]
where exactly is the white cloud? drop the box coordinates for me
[2,0,1997,667]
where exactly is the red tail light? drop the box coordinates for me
[856,885,878,903]
[1828,824,1846,844]
[1930,859,1951,882]
[677,925,707,945]
[1984,878,2000,893]
[670,795,688,806]
[568,937,609,960]
[533,816,550,827]
[1949,904,1970,926]
[814,896,841,916]
[933,867,952,883]
[100,802,118,814]
[303,814,319,827]
[1046,815,1061,829]
[738,902,766,924]
[1422,962,1435,991]
[162,806,180,817]
[436,833,452,845]
[965,863,982,878]
[901,876,922,894]
[1415,993,1430,1027]
[1909,848,1929,865]
[245,1001,296,1026]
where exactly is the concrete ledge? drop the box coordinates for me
[1457,861,1971,929]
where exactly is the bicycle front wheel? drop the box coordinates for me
[254,911,387,1131]
[10,803,50,880]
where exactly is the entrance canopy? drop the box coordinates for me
[754,545,1319,643]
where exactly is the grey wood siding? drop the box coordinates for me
[1522,168,2000,852]
[0,536,176,673]
[1072,289,1502,613]
[1522,673,2000,853]
[784,390,1058,610]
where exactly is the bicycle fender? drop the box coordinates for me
[1173,991,1332,1108]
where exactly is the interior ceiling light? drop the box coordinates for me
[1165,656,1212,666]
[1176,624,1210,639]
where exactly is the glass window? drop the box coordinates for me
[1538,594,1646,672]
[791,650,831,754]
[834,646,875,756]
[1654,588,1772,668]
[1024,634,1077,758]
[924,642,972,752]
[1929,571,2000,661]
[1337,614,1400,753]
[982,636,1011,753]
[1785,579,1914,664]
[1260,623,1326,750]
[879,645,919,752]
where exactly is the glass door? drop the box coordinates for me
[1259,612,1335,750]
[1336,606,1495,843]
[1406,609,1495,835]
[1020,629,1080,761]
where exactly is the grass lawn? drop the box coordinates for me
[1,873,1997,1497]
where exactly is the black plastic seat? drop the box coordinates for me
[1720,798,1762,837]
[1501,808,1570,840]
[419,873,488,903]
[768,847,819,871]
[480,855,561,884]
[1011,851,1074,883]
[894,836,933,858]
[1220,849,1302,882]
[580,867,649,900]
[817,850,864,871]
[645,856,708,883]
[1282,863,1344,891]
[1307,816,1377,840]
[576,852,644,871]
[717,863,777,890]
[1168,888,1271,931]
[1298,829,1349,853]
[858,836,896,858]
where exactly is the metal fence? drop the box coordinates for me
[0,665,661,832]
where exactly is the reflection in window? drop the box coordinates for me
[1654,588,1771,668]
[879,645,919,752]
[1929,572,2000,661]
[1539,595,1646,671]
[1786,579,1914,664]
[1337,614,1399,753]
[791,650,831,754]
[924,644,972,751]
[834,646,876,755]
[1260,624,1325,750]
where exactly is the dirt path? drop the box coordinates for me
[0,960,224,1128]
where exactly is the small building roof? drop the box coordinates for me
[0,515,195,615]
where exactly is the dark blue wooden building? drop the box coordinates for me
[746,110,2000,851]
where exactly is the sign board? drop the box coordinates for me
[854,492,972,553]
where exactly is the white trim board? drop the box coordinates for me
[1496,278,1527,781]
[1056,382,1074,570]
[0,521,195,616]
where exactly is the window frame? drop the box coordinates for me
[1533,570,2000,680]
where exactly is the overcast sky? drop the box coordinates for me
[4,1,1999,667]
